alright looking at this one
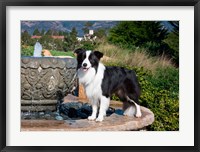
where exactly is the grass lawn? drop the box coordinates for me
[50,50,75,57]
[21,46,75,57]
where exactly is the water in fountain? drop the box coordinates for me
[33,42,42,57]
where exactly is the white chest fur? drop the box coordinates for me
[78,63,105,101]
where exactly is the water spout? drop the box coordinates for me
[33,42,42,57]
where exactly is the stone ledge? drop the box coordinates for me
[21,106,154,131]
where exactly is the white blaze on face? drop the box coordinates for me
[82,50,92,71]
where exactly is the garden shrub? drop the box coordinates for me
[105,62,179,131]
[145,67,179,99]
[80,41,99,50]
[21,46,34,56]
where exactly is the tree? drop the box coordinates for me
[62,31,68,36]
[82,21,94,34]
[41,29,45,35]
[40,35,52,50]
[46,29,53,35]
[54,39,64,51]
[164,31,179,66]
[109,21,168,46]
[94,28,107,39]
[52,30,58,36]
[63,27,78,51]
[59,31,64,36]
[33,28,41,36]
[70,27,78,40]
[21,30,31,45]
[108,21,169,55]
[168,21,179,36]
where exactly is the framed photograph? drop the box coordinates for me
[0,0,199,151]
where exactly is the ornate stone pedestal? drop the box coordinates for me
[21,57,77,111]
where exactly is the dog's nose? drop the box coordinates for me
[83,63,87,67]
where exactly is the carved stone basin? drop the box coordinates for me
[21,57,77,111]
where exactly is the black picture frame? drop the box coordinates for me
[0,0,199,152]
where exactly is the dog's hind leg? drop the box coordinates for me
[125,96,142,118]
[123,101,136,116]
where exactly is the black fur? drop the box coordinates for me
[101,66,140,104]
[74,48,87,70]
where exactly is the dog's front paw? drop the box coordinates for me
[88,115,96,121]
[96,116,104,122]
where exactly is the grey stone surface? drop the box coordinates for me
[21,106,154,131]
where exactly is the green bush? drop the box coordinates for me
[105,62,179,131]
[138,68,179,131]
[21,46,34,56]
[80,41,99,50]
[146,67,179,99]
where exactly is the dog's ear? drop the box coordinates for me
[74,48,85,55]
[94,51,103,60]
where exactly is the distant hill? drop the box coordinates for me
[21,21,118,36]
[21,21,174,36]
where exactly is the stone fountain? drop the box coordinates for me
[21,56,77,111]
[21,42,77,111]
[21,42,154,131]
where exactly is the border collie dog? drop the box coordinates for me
[74,48,142,122]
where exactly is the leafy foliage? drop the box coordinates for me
[46,29,53,35]
[39,35,53,49]
[168,21,179,36]
[33,28,41,36]
[94,28,107,39]
[108,21,168,47]
[21,30,32,46]
[79,41,99,50]
[21,45,34,56]
[63,27,79,51]
[82,21,94,34]
[164,32,179,65]
[138,67,179,131]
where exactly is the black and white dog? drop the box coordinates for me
[74,48,142,122]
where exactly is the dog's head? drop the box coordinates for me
[74,48,103,72]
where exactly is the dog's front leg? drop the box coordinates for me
[96,96,110,122]
[88,103,98,121]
